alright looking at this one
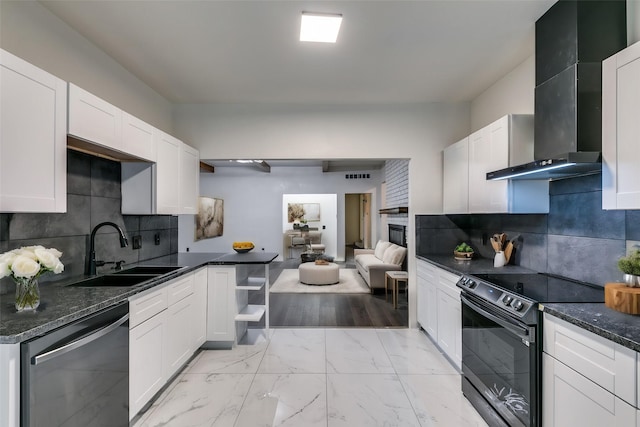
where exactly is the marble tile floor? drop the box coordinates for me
[133,328,488,427]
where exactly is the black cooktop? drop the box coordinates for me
[470,273,604,304]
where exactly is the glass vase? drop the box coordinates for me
[15,277,40,312]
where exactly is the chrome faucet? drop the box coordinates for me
[87,222,129,275]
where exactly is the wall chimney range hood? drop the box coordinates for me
[487,0,626,181]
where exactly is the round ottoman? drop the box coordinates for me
[299,262,340,285]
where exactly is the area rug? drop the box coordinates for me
[270,268,370,294]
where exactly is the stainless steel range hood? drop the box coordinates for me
[486,152,601,181]
[487,0,626,181]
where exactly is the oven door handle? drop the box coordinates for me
[461,294,534,343]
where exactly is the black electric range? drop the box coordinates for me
[456,272,604,427]
[458,272,604,325]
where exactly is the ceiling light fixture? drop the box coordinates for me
[300,12,342,43]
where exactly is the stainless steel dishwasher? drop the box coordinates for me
[21,302,129,427]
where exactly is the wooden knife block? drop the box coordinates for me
[605,283,640,315]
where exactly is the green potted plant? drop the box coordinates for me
[617,249,640,287]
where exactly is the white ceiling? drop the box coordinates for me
[40,0,556,105]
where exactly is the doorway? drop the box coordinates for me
[345,193,372,262]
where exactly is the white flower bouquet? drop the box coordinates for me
[0,246,64,311]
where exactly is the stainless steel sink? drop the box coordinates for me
[67,274,158,287]
[112,265,184,275]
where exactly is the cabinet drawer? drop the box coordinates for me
[167,274,195,306]
[129,285,168,328]
[543,313,636,405]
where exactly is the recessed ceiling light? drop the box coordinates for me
[300,12,342,43]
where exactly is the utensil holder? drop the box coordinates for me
[494,251,506,268]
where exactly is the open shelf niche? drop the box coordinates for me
[235,264,269,345]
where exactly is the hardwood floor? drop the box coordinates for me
[269,292,408,327]
[248,247,409,328]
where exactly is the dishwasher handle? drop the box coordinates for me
[32,313,129,365]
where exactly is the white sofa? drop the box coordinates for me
[354,240,407,291]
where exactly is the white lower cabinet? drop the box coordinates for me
[207,267,236,343]
[0,343,20,427]
[192,268,208,350]
[543,314,639,426]
[130,309,167,419]
[164,293,195,378]
[436,269,461,369]
[129,270,202,420]
[543,353,636,426]
[416,258,461,369]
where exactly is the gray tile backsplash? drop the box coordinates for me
[417,174,640,286]
[0,150,178,294]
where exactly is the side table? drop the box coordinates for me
[385,271,408,309]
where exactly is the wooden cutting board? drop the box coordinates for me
[605,283,640,315]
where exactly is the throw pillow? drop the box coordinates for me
[374,240,391,259]
[382,245,399,264]
[388,247,407,265]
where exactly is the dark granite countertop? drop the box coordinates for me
[0,251,277,344]
[417,254,640,353]
[416,254,535,276]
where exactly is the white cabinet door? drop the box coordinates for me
[155,131,181,215]
[207,267,236,342]
[0,343,20,427]
[603,41,640,209]
[179,143,199,214]
[122,111,155,162]
[425,279,438,340]
[485,116,509,212]
[463,114,546,213]
[416,277,429,330]
[0,49,67,213]
[436,270,462,369]
[165,294,195,379]
[416,260,438,339]
[443,137,469,214]
[543,353,636,427]
[193,268,208,350]
[469,117,509,213]
[130,310,166,419]
[68,83,122,151]
[468,127,489,213]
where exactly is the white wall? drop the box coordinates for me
[282,194,338,259]
[470,55,535,132]
[174,102,469,326]
[471,0,640,131]
[0,1,173,132]
[173,102,469,216]
[178,166,384,262]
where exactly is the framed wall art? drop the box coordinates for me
[287,202,320,223]
[195,197,224,240]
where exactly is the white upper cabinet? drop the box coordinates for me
[121,132,199,215]
[0,49,67,213]
[68,83,122,151]
[446,114,549,214]
[155,131,181,215]
[603,41,640,210]
[68,83,156,162]
[179,143,199,214]
[443,137,469,214]
[122,112,156,162]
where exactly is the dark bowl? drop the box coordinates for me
[234,247,253,253]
